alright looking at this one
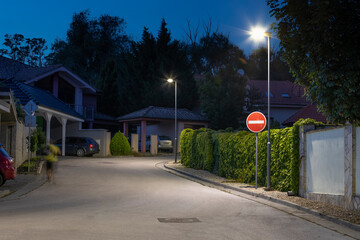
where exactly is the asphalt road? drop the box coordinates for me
[0,157,355,240]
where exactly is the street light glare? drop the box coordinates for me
[167,78,174,83]
[250,26,267,42]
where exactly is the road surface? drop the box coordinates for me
[0,157,356,240]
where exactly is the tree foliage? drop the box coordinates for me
[247,47,293,81]
[117,19,197,115]
[0,34,48,67]
[47,10,129,86]
[192,32,247,129]
[268,0,360,124]
[97,59,122,116]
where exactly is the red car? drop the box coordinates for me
[0,144,16,186]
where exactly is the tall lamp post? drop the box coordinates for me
[167,78,178,163]
[250,27,271,189]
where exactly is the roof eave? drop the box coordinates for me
[24,66,96,93]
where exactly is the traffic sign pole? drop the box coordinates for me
[246,112,266,190]
[255,133,258,189]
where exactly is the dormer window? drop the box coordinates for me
[281,93,290,98]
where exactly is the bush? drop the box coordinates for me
[110,131,131,156]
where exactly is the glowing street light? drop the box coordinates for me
[167,78,178,163]
[249,26,272,190]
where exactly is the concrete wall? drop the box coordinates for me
[300,125,360,209]
[14,122,30,167]
[306,128,345,195]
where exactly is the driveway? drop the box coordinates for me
[0,156,355,240]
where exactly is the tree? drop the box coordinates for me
[268,0,360,123]
[47,10,129,86]
[118,19,197,115]
[199,65,247,129]
[97,59,122,116]
[195,32,248,129]
[0,34,48,66]
[247,47,293,81]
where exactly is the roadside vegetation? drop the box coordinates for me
[180,119,324,194]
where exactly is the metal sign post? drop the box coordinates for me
[255,133,258,189]
[24,101,38,173]
[246,111,267,189]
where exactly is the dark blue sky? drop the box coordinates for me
[1,0,278,55]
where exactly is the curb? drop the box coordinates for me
[164,163,360,232]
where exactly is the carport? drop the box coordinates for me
[117,106,209,153]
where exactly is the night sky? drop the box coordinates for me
[1,0,277,54]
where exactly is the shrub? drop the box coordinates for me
[110,131,131,155]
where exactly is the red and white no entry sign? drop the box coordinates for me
[246,111,267,133]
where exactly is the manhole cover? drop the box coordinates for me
[158,218,200,223]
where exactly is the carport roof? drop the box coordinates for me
[117,106,208,122]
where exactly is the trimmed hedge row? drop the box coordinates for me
[180,128,214,171]
[180,119,322,194]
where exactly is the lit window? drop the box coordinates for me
[281,93,290,98]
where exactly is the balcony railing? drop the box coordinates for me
[69,104,95,121]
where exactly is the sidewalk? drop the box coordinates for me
[0,172,46,201]
[164,161,360,235]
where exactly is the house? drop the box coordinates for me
[0,56,112,159]
[282,103,329,126]
[118,106,209,152]
[0,86,20,165]
[247,80,308,127]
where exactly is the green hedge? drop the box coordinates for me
[180,119,323,193]
[180,128,214,171]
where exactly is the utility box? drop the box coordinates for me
[131,134,138,153]
[150,135,158,155]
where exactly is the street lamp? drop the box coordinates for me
[167,78,178,163]
[250,27,271,189]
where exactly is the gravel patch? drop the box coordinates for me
[166,162,360,226]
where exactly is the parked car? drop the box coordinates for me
[54,137,100,157]
[0,144,16,186]
[158,136,173,152]
[138,135,173,152]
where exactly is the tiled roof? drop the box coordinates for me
[3,79,83,119]
[117,106,208,122]
[248,80,308,106]
[282,104,329,126]
[14,64,63,81]
[0,56,30,80]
